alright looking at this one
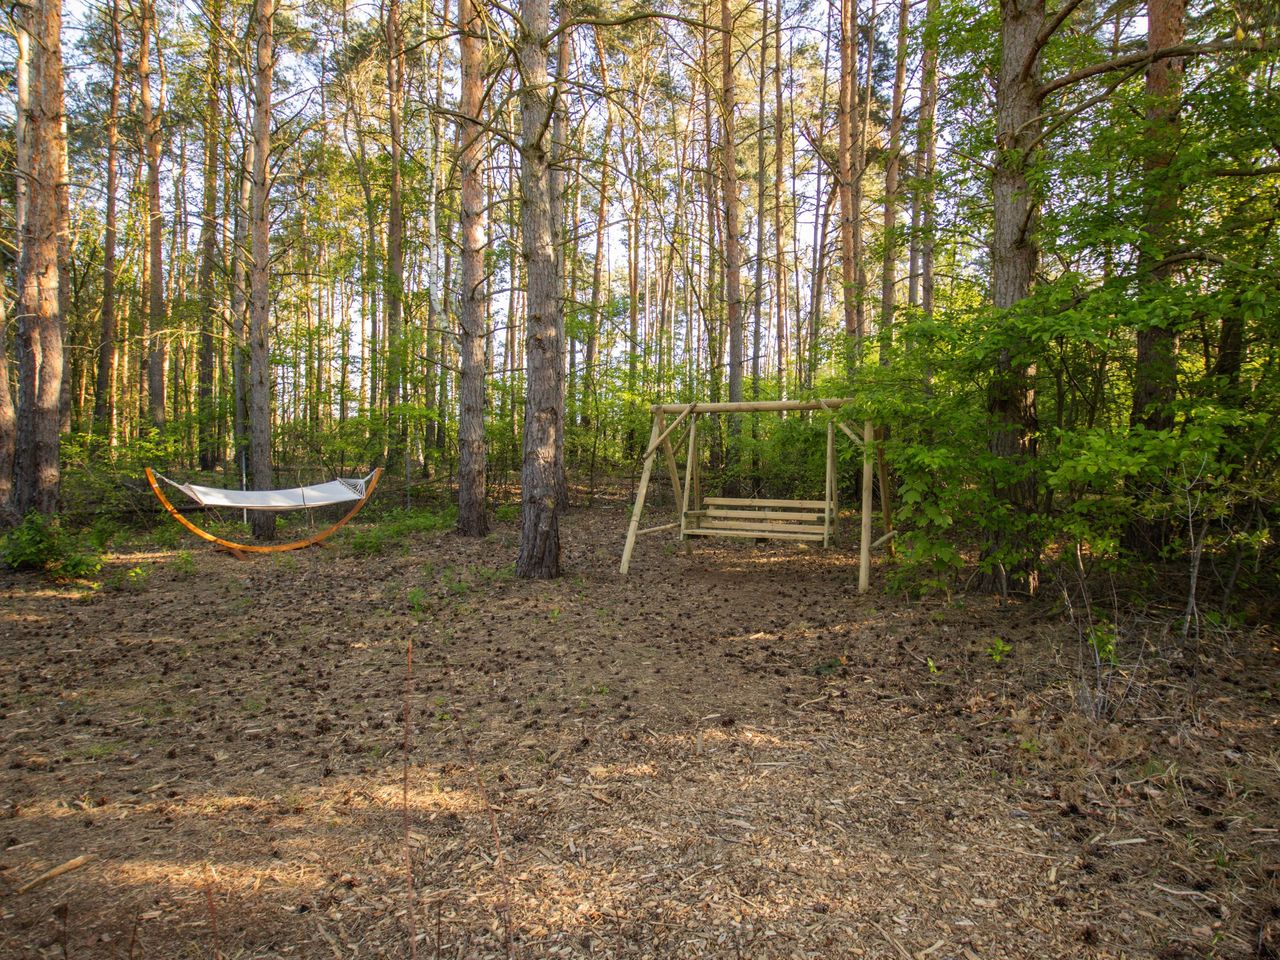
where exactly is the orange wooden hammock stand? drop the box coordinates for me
[145,467,383,555]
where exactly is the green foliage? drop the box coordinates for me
[345,505,456,555]
[0,514,104,580]
[986,637,1013,664]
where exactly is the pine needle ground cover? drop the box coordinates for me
[1,502,1276,958]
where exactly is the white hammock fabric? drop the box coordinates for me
[156,472,376,512]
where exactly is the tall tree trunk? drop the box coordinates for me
[0,290,15,519]
[197,0,222,468]
[248,0,276,541]
[94,0,124,439]
[385,0,405,426]
[1130,0,1185,434]
[836,0,860,358]
[12,0,66,516]
[852,0,875,341]
[752,0,767,401]
[550,18,572,507]
[773,3,787,396]
[229,149,253,488]
[721,0,744,469]
[516,0,564,578]
[138,0,167,427]
[984,0,1045,592]
[880,0,909,360]
[582,28,611,430]
[456,0,489,536]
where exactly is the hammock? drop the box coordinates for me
[145,467,383,555]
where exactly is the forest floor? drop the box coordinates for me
[2,493,1278,959]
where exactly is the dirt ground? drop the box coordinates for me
[2,496,1278,959]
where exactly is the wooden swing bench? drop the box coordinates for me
[620,399,891,593]
[145,467,382,555]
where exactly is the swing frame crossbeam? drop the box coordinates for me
[619,399,890,593]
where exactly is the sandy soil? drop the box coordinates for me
[2,497,1277,959]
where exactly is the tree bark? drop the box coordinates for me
[138,0,167,427]
[1130,0,1185,434]
[516,0,565,578]
[248,0,276,541]
[721,0,744,470]
[880,0,910,360]
[94,0,124,440]
[12,0,67,516]
[384,0,406,423]
[984,0,1045,592]
[836,0,860,357]
[456,0,489,537]
[197,0,222,468]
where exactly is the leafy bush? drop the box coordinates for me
[1,514,104,579]
[346,505,457,555]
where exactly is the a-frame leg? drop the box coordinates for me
[824,420,835,547]
[859,420,874,594]
[620,415,663,575]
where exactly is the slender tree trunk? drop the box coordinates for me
[1130,0,1185,433]
[385,0,405,424]
[880,0,909,360]
[197,0,222,468]
[12,0,66,516]
[984,0,1045,591]
[516,0,564,578]
[582,29,611,430]
[721,0,744,472]
[836,0,859,357]
[248,0,276,541]
[852,0,875,341]
[94,0,124,439]
[919,0,939,391]
[456,0,489,536]
[0,290,15,520]
[752,0,767,402]
[773,3,786,396]
[138,0,167,427]
[229,151,252,487]
[550,18,572,507]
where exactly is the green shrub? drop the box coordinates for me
[347,505,457,555]
[0,514,104,579]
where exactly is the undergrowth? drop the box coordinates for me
[345,506,457,555]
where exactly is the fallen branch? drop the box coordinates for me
[17,854,94,894]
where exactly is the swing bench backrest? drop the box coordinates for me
[683,497,832,542]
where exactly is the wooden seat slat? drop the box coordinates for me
[683,528,825,542]
[703,496,829,509]
[699,518,829,534]
[701,507,826,522]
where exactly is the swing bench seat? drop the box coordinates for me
[145,467,382,555]
[683,497,831,542]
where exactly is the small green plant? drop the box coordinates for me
[926,657,940,675]
[495,503,520,523]
[986,637,1013,664]
[811,655,846,677]
[406,586,429,614]
[1086,621,1118,666]
[105,564,151,592]
[172,550,197,578]
[243,697,265,715]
